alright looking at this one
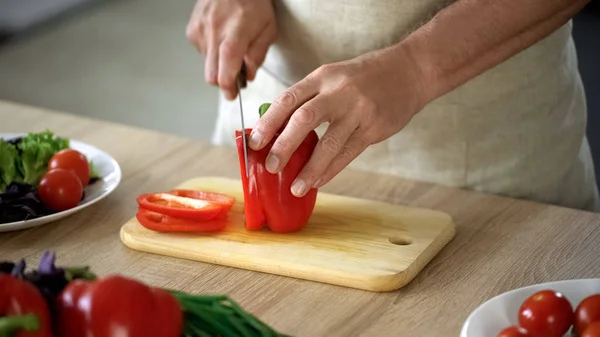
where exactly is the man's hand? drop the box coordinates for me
[247,47,431,197]
[186,0,277,100]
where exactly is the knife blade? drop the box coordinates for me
[237,64,249,178]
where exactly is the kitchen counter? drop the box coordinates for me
[2,99,600,337]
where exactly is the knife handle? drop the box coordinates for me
[237,63,248,89]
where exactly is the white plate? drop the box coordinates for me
[461,278,600,337]
[0,133,122,232]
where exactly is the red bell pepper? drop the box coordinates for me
[136,207,227,232]
[136,189,235,221]
[0,274,53,337]
[235,103,319,233]
[56,275,183,337]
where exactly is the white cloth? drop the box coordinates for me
[212,0,600,212]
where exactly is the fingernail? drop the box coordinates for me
[249,130,263,149]
[313,178,322,188]
[291,179,306,197]
[265,154,279,173]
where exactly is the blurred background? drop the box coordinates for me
[0,0,217,140]
[0,0,599,179]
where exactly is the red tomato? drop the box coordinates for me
[497,326,531,337]
[49,149,90,187]
[518,289,574,337]
[575,294,600,334]
[583,321,600,337]
[39,169,83,212]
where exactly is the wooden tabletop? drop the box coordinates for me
[2,99,600,337]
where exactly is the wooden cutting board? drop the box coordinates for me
[120,176,456,292]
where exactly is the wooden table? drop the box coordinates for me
[2,99,600,337]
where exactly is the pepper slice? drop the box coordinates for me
[167,189,235,218]
[136,190,234,221]
[136,207,227,232]
[235,136,266,230]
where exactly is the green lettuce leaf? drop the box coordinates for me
[0,140,20,192]
[17,130,70,185]
[89,161,100,180]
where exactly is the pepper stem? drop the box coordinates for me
[258,103,271,118]
[0,314,39,337]
[64,266,97,281]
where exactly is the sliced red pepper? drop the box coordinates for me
[136,207,227,232]
[56,275,183,337]
[0,274,53,337]
[235,103,319,233]
[236,131,266,230]
[136,190,231,221]
[167,189,235,218]
[167,189,235,207]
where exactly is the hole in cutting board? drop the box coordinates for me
[388,235,413,246]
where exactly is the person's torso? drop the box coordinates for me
[263,0,449,86]
[217,1,598,210]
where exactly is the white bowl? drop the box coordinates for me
[0,133,122,232]
[461,278,600,337]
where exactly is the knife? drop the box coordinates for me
[236,63,249,178]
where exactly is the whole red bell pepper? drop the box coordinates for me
[55,275,183,337]
[0,274,53,337]
[235,103,319,233]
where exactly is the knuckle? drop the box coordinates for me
[320,134,342,155]
[219,40,239,59]
[205,72,217,86]
[357,96,378,115]
[363,128,382,144]
[339,79,362,100]
[185,24,197,43]
[218,74,235,90]
[340,136,368,159]
[273,137,292,155]
[275,90,298,109]
[255,112,276,133]
[301,165,319,181]
[339,142,358,160]
[355,99,379,128]
[316,64,333,76]
[206,15,221,30]
[293,105,317,126]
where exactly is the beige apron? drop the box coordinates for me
[212,0,600,212]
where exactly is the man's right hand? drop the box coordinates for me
[186,0,277,100]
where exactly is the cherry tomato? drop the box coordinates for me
[39,169,83,211]
[583,321,600,337]
[49,149,90,186]
[575,294,600,335]
[497,326,531,337]
[518,289,574,337]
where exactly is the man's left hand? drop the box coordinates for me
[247,46,432,197]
